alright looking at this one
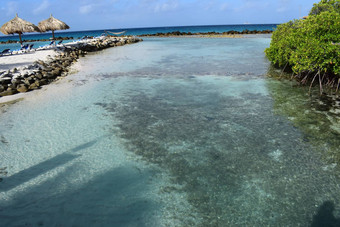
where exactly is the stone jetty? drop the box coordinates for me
[139,30,273,37]
[0,36,142,97]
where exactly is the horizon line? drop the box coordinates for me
[0,23,280,38]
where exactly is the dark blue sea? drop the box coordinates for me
[0,24,277,52]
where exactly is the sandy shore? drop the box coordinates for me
[0,50,56,71]
[0,36,143,104]
[0,87,40,104]
[0,36,109,72]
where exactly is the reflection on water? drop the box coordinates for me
[266,67,340,167]
[1,37,340,226]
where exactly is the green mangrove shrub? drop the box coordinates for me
[265,0,340,91]
[310,0,340,15]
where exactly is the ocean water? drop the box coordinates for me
[1,37,340,226]
[0,24,276,52]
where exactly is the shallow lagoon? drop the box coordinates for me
[0,37,340,226]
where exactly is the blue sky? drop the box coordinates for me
[1,0,317,31]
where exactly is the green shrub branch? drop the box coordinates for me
[265,0,340,91]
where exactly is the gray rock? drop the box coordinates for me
[7,84,16,90]
[17,84,28,93]
[0,77,12,85]
[45,73,55,79]
[0,73,12,78]
[41,70,50,77]
[39,79,48,86]
[62,62,69,67]
[25,76,34,83]
[44,67,53,72]
[51,68,61,77]
[0,89,17,97]
[35,72,43,80]
[11,78,20,87]
[28,81,40,90]
[12,73,22,80]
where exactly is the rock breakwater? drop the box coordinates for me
[0,36,142,97]
[139,30,273,37]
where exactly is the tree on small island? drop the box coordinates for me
[265,0,340,93]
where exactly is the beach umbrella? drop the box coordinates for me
[38,14,70,40]
[0,13,40,46]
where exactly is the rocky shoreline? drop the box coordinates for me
[139,29,272,37]
[0,36,142,97]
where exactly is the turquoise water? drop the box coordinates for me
[0,24,277,52]
[1,37,340,226]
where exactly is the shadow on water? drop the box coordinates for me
[311,201,340,227]
[0,165,157,226]
[0,137,103,192]
[70,139,98,152]
[0,153,80,192]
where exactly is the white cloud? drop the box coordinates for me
[233,0,270,13]
[220,3,230,11]
[276,7,287,13]
[33,0,50,15]
[79,4,94,14]
[153,0,178,13]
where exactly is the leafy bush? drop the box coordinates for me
[310,0,340,15]
[265,0,340,90]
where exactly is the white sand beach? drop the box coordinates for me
[0,50,56,71]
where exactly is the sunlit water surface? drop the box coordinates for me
[1,37,340,226]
